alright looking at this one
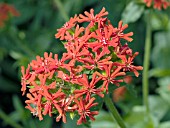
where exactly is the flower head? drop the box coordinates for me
[0,3,20,27]
[21,8,143,125]
[144,0,170,10]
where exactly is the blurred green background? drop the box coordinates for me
[0,0,170,128]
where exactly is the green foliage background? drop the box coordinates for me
[0,0,170,128]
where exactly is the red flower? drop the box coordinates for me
[25,93,43,120]
[26,74,59,119]
[114,52,143,77]
[0,3,20,27]
[78,7,108,27]
[88,26,118,54]
[154,0,170,10]
[30,52,58,78]
[42,101,53,117]
[144,0,152,7]
[79,27,95,44]
[75,97,99,125]
[56,96,77,123]
[55,15,78,40]
[74,73,104,101]
[42,89,65,120]
[116,21,133,42]
[96,64,126,93]
[61,40,90,65]
[29,74,56,94]
[144,0,170,10]
[21,65,36,95]
[64,25,84,42]
[57,65,83,84]
[64,27,93,51]
[52,53,63,68]
[84,51,112,70]
[115,43,132,56]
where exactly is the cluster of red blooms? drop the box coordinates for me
[21,8,143,125]
[144,0,170,10]
[0,3,20,27]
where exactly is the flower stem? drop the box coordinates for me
[142,10,152,114]
[104,94,126,128]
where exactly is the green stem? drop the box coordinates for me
[54,0,69,22]
[142,10,152,114]
[104,94,126,128]
[0,109,23,128]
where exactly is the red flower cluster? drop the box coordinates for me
[0,3,20,27]
[144,0,170,10]
[21,8,143,125]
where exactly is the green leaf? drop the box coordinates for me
[125,106,145,124]
[151,30,170,69]
[9,50,24,60]
[159,121,170,128]
[158,77,170,88]
[70,112,75,120]
[149,95,169,121]
[91,111,118,128]
[157,77,170,105]
[149,69,170,77]
[122,1,144,23]
[150,11,169,31]
[9,111,21,122]
[124,96,168,128]
[125,106,155,128]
